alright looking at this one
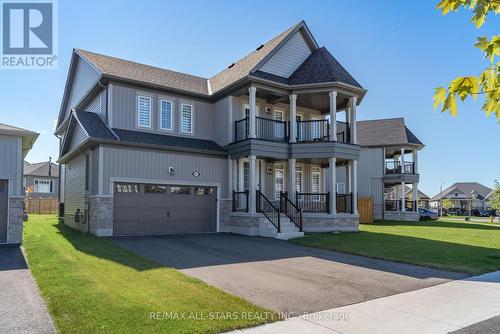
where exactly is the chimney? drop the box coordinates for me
[48,157,52,177]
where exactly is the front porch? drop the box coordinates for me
[223,157,360,237]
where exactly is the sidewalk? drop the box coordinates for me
[233,271,500,334]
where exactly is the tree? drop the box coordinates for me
[442,198,454,210]
[433,0,500,121]
[489,179,500,210]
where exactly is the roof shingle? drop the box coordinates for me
[357,118,423,147]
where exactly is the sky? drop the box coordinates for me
[0,0,498,197]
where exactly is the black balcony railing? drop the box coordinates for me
[280,192,303,231]
[385,200,418,212]
[296,192,330,213]
[256,190,281,232]
[296,120,330,142]
[385,161,415,174]
[337,193,353,213]
[336,121,351,143]
[256,116,289,142]
[234,117,289,143]
[232,190,249,212]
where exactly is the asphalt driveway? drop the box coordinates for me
[112,233,467,315]
[0,246,55,333]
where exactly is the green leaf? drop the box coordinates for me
[443,93,458,116]
[449,76,479,101]
[433,87,447,109]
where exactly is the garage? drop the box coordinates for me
[113,182,217,236]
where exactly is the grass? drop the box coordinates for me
[291,219,500,275]
[23,215,276,334]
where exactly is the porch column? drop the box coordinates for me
[349,96,358,144]
[329,91,337,142]
[401,181,406,212]
[238,159,244,191]
[413,183,419,209]
[328,157,337,214]
[352,160,358,214]
[249,87,257,138]
[413,150,418,174]
[401,147,406,173]
[288,158,296,200]
[289,94,297,143]
[248,155,257,213]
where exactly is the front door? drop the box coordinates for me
[0,180,8,243]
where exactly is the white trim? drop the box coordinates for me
[158,98,174,131]
[274,163,284,200]
[228,96,233,142]
[180,103,194,134]
[207,79,212,95]
[295,163,304,193]
[136,95,152,128]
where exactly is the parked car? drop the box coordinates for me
[487,209,498,217]
[419,208,438,221]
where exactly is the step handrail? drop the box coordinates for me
[256,190,280,232]
[280,192,303,232]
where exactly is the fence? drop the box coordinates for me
[25,197,58,214]
[358,197,374,224]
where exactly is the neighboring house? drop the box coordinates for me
[385,184,430,209]
[24,160,59,199]
[55,21,367,239]
[350,118,425,221]
[430,182,492,212]
[0,123,38,244]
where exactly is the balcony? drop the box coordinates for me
[234,117,289,143]
[385,200,418,212]
[385,161,415,174]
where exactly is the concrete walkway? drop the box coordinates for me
[232,271,500,334]
[0,246,55,334]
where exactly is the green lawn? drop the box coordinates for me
[23,215,276,334]
[291,219,500,275]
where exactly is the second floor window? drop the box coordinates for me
[137,95,152,128]
[160,99,173,131]
[181,103,193,134]
[34,179,52,193]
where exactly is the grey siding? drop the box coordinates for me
[64,155,87,220]
[109,83,215,140]
[213,96,231,146]
[62,58,100,124]
[0,136,22,196]
[84,91,104,118]
[24,175,59,199]
[260,31,312,78]
[68,121,88,151]
[100,145,229,197]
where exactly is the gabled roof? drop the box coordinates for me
[430,182,493,201]
[24,161,59,178]
[75,49,209,95]
[357,118,424,148]
[74,111,117,140]
[71,21,363,98]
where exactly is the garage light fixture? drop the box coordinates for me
[192,171,200,177]
[169,167,175,175]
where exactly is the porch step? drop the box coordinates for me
[258,217,302,239]
[276,231,305,240]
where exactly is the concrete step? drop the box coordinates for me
[275,231,305,240]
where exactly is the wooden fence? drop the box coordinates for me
[25,197,58,214]
[358,196,374,224]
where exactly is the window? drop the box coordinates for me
[137,95,152,128]
[34,179,52,193]
[195,187,215,196]
[295,165,303,193]
[336,183,345,195]
[274,164,284,199]
[145,185,167,193]
[115,183,139,193]
[311,167,321,201]
[180,103,193,133]
[159,99,173,130]
[170,186,191,194]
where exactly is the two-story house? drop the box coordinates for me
[55,21,366,239]
[354,118,424,221]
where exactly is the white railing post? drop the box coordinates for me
[329,157,337,214]
[401,181,406,212]
[329,91,337,142]
[249,87,257,138]
[289,94,297,143]
[248,155,256,213]
[352,160,358,214]
[401,147,406,173]
[349,96,357,144]
[288,158,296,200]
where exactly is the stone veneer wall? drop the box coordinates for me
[302,213,359,233]
[89,196,113,236]
[384,211,420,221]
[8,197,24,244]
